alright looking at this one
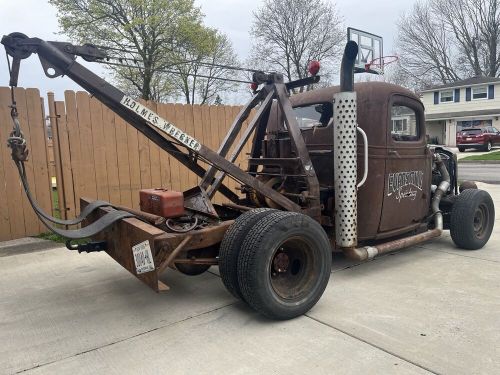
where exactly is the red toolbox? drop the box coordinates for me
[139,189,184,218]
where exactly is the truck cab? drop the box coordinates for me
[263,82,432,242]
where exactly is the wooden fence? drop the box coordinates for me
[0,87,53,241]
[1,87,252,241]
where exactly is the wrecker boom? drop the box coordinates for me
[1,32,322,223]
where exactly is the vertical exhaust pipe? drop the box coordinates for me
[333,41,449,260]
[334,41,359,250]
[340,41,358,92]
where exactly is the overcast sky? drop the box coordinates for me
[0,0,417,103]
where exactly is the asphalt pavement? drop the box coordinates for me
[1,183,500,375]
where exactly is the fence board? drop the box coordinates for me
[48,94,66,220]
[75,92,98,201]
[0,87,18,240]
[183,105,198,188]
[55,100,76,219]
[161,103,180,191]
[115,115,133,208]
[17,88,41,235]
[0,88,27,238]
[147,102,162,189]
[102,106,121,204]
[64,91,83,215]
[126,124,141,210]
[0,133,10,240]
[89,97,110,202]
[137,100,152,190]
[155,104,171,190]
[27,89,52,233]
[191,104,205,185]
[174,103,190,191]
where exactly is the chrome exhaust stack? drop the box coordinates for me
[334,41,450,261]
[334,41,360,250]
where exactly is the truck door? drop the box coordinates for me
[379,95,431,233]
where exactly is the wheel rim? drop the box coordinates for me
[473,203,489,239]
[269,237,318,300]
[488,142,492,151]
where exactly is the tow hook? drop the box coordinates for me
[66,240,108,253]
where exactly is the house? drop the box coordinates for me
[420,76,500,146]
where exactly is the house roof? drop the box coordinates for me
[421,76,500,92]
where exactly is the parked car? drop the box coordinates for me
[456,127,500,152]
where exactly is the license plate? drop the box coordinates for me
[132,240,155,274]
[466,137,472,141]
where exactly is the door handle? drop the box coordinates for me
[357,126,368,188]
[389,150,400,157]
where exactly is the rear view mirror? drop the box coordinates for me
[315,104,324,114]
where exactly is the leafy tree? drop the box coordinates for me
[49,0,238,103]
[396,0,500,88]
[249,0,344,89]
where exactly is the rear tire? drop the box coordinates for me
[175,246,217,276]
[219,208,276,299]
[237,211,332,320]
[458,147,465,152]
[450,189,495,250]
[175,263,211,276]
[485,141,492,152]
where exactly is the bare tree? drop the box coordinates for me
[396,0,500,88]
[169,31,239,104]
[249,0,344,89]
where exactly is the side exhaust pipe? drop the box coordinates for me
[344,154,450,261]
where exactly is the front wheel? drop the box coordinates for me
[458,147,465,152]
[237,211,332,320]
[450,189,495,250]
[485,141,492,152]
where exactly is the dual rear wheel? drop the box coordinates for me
[219,209,332,320]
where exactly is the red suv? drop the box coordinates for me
[456,127,500,152]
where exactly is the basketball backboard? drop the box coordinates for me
[347,27,383,74]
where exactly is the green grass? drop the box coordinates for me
[460,151,500,161]
[52,189,61,219]
[37,232,67,243]
[37,188,88,244]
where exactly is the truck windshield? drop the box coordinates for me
[293,103,333,129]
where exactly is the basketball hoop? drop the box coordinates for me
[364,55,399,75]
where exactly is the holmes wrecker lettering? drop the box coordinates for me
[120,95,202,152]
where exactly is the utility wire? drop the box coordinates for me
[95,44,262,74]
[101,60,254,85]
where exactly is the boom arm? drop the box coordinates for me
[2,33,320,217]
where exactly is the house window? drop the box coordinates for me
[391,105,418,141]
[392,117,409,133]
[472,86,488,100]
[440,90,454,103]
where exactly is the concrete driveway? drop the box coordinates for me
[1,183,499,375]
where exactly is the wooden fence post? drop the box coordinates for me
[48,92,66,220]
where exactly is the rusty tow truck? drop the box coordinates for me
[1,32,495,320]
